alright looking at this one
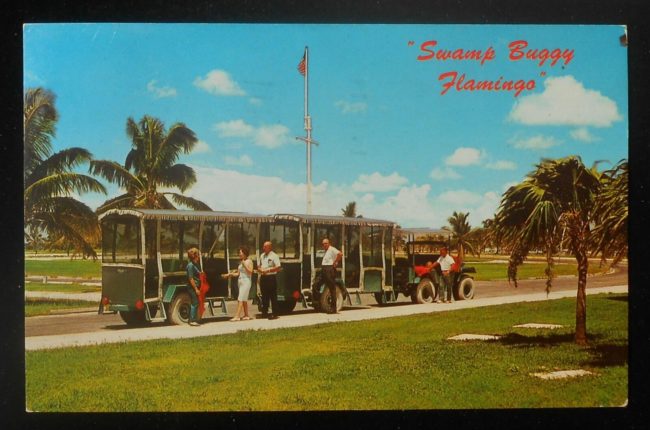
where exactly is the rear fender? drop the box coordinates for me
[162,284,189,304]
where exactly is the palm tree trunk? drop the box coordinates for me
[571,217,590,346]
[575,249,588,345]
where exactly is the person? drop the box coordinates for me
[185,247,202,326]
[414,261,434,277]
[258,241,281,320]
[432,246,456,303]
[224,246,254,321]
[313,238,343,314]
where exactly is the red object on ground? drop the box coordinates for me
[198,272,210,318]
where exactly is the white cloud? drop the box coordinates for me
[214,119,255,138]
[508,75,622,127]
[436,190,501,226]
[430,167,462,180]
[224,154,253,167]
[147,80,177,98]
[485,160,516,170]
[193,70,246,96]
[351,172,409,192]
[249,97,263,106]
[335,100,368,114]
[85,164,504,229]
[570,127,599,142]
[213,120,291,149]
[509,135,561,150]
[445,147,484,166]
[254,124,291,149]
[438,190,484,206]
[193,140,211,153]
[360,193,375,203]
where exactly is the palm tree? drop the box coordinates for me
[24,88,106,258]
[446,211,474,260]
[90,115,211,212]
[591,159,628,266]
[341,201,357,217]
[494,156,601,345]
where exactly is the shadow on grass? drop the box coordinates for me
[584,343,628,367]
[606,295,628,303]
[499,332,628,368]
[498,332,576,347]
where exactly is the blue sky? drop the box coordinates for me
[23,24,628,228]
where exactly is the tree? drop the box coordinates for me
[90,115,211,212]
[494,156,601,345]
[341,201,357,217]
[445,211,474,260]
[591,159,628,266]
[467,226,490,258]
[24,88,106,258]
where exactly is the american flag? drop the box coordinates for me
[297,54,306,76]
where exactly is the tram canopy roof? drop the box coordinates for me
[273,213,398,228]
[98,208,273,223]
[398,227,451,237]
[99,209,399,227]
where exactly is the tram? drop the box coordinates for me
[98,209,398,325]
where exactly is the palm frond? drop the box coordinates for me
[156,163,197,192]
[166,193,212,211]
[95,193,136,214]
[27,147,94,185]
[153,123,197,172]
[25,173,107,206]
[24,88,58,176]
[89,160,143,190]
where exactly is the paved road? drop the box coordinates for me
[25,269,627,341]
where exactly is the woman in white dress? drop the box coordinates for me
[226,246,254,321]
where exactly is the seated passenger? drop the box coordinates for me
[414,261,434,277]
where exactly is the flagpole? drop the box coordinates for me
[304,46,312,215]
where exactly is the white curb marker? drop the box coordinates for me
[447,334,501,341]
[531,369,594,380]
[513,323,564,329]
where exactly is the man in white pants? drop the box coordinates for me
[313,238,343,313]
[432,246,456,303]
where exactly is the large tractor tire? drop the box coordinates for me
[119,310,148,326]
[169,291,192,325]
[374,292,388,306]
[455,276,476,300]
[413,278,436,304]
[319,285,344,313]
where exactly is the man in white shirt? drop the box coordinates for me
[313,238,343,313]
[258,241,281,319]
[432,246,456,303]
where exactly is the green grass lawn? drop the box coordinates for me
[25,293,627,411]
[25,259,101,279]
[25,256,605,283]
[468,261,605,281]
[26,282,101,294]
[25,297,96,317]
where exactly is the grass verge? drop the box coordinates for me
[25,293,627,411]
[25,297,96,317]
[26,282,101,294]
[468,261,605,281]
[25,259,101,279]
[25,257,608,283]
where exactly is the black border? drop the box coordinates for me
[3,1,649,429]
